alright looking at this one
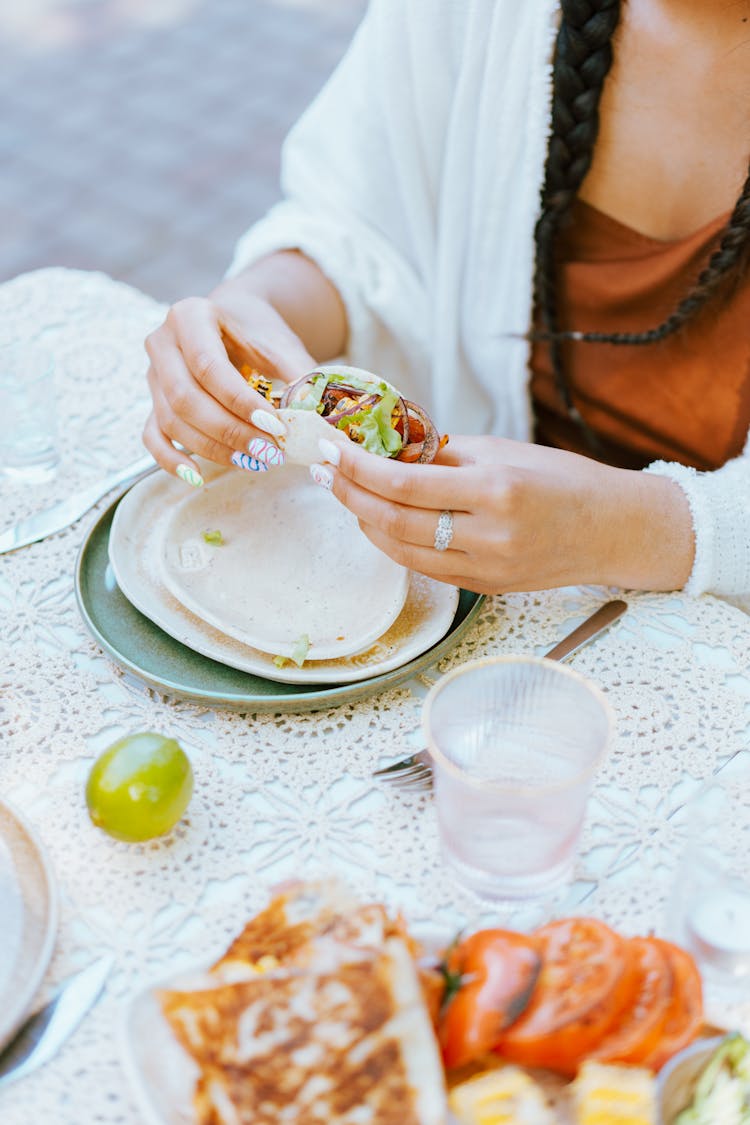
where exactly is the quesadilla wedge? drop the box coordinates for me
[158,881,449,1125]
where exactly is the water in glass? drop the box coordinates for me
[424,656,613,901]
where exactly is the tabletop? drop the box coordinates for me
[2,268,750,1123]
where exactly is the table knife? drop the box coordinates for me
[0,454,155,554]
[542,597,628,661]
[0,955,114,1087]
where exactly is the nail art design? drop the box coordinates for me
[247,437,285,467]
[251,409,287,438]
[310,463,334,490]
[318,437,341,466]
[176,463,204,488]
[232,451,270,473]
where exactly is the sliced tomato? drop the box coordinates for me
[439,929,542,1069]
[589,936,673,1064]
[495,917,639,1075]
[638,938,703,1071]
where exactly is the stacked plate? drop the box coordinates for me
[106,460,462,688]
[0,800,58,1053]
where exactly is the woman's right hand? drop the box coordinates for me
[142,293,317,482]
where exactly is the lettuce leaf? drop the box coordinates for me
[273,633,311,670]
[336,388,403,458]
[289,371,394,416]
[290,633,311,668]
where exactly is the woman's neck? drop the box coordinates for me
[578,0,750,240]
[640,0,750,38]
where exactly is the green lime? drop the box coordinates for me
[86,732,193,842]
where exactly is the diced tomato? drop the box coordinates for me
[439,929,542,1069]
[588,936,673,1065]
[495,917,640,1075]
[638,938,703,1071]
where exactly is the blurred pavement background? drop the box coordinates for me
[0,0,366,303]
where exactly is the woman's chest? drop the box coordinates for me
[578,1,750,240]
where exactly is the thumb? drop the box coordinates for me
[261,332,317,385]
[219,309,316,386]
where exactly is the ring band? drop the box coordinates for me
[433,510,454,551]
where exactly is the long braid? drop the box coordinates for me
[534,0,750,434]
[534,0,622,421]
[551,167,750,345]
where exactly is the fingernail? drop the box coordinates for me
[251,408,286,437]
[310,463,333,490]
[318,438,341,466]
[232,451,270,473]
[176,463,204,488]
[247,437,285,467]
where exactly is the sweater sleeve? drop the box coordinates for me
[226,0,448,402]
[645,437,750,599]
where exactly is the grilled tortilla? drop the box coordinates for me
[158,882,448,1125]
[279,365,442,464]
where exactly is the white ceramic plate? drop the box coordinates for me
[120,967,203,1125]
[0,800,58,1051]
[108,466,459,685]
[156,463,408,660]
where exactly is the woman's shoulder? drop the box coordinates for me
[368,0,542,67]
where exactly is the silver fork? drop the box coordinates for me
[373,747,435,791]
[372,598,627,791]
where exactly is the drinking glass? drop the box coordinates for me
[668,754,750,1005]
[0,343,59,482]
[423,655,613,901]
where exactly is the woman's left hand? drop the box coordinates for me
[311,434,695,594]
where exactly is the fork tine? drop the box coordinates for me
[379,764,430,783]
[372,754,419,778]
[373,748,433,779]
[379,764,434,788]
[398,776,433,792]
[384,776,434,793]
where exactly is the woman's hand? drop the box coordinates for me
[312,434,695,593]
[143,293,316,483]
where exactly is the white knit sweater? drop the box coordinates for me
[228,0,750,602]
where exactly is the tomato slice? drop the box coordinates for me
[495,917,639,1075]
[588,937,673,1064]
[439,929,542,1069]
[638,938,703,1071]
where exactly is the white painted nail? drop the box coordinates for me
[247,438,285,467]
[176,463,204,488]
[251,408,286,437]
[310,463,334,490]
[318,437,341,466]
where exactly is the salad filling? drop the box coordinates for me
[280,368,442,463]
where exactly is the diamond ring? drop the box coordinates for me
[433,510,454,551]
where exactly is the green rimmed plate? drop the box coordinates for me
[75,494,484,712]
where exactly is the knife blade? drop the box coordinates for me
[0,954,114,1087]
[0,454,156,554]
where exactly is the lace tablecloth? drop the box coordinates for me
[2,269,750,1123]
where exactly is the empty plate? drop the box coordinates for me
[156,464,409,661]
[108,467,459,685]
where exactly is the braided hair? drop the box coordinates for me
[534,0,750,430]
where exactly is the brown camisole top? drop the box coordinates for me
[530,199,750,471]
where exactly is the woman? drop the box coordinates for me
[143,0,750,599]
